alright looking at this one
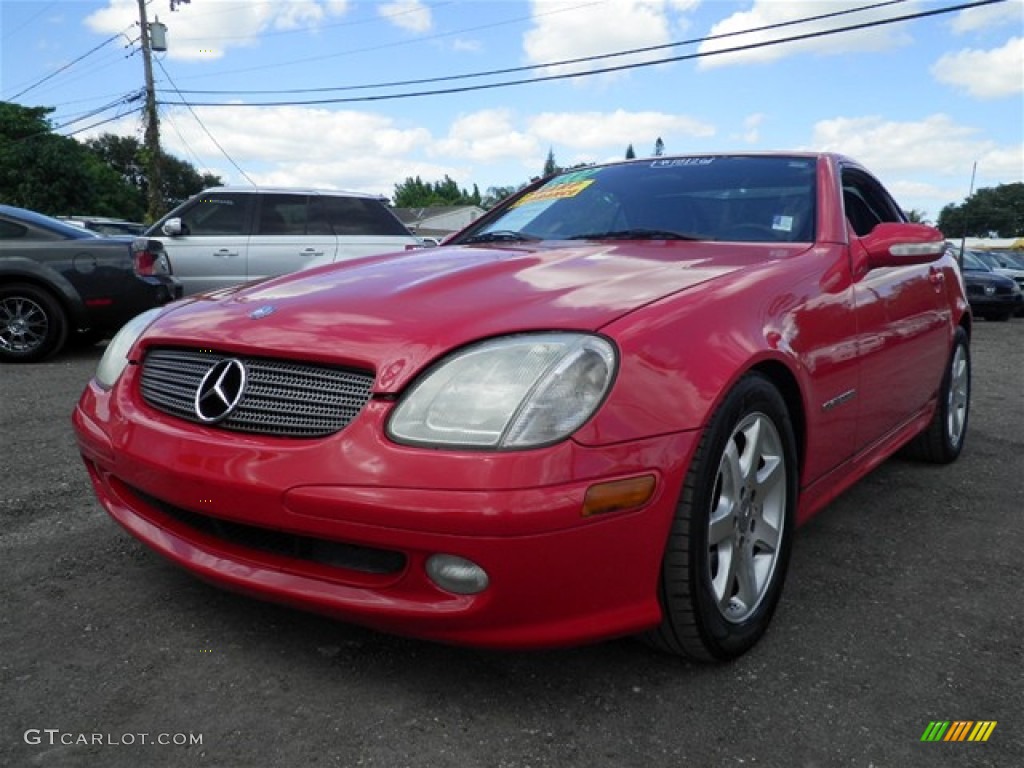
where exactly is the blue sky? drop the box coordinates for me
[2,0,1021,221]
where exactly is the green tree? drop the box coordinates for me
[625,144,636,159]
[543,148,558,177]
[393,175,481,207]
[84,133,222,216]
[937,183,1024,238]
[904,208,928,224]
[483,185,521,209]
[0,102,139,218]
[653,137,665,157]
[0,102,220,221]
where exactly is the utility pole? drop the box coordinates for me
[137,0,163,221]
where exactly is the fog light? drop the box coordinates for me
[426,554,489,595]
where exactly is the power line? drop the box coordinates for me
[49,91,145,133]
[5,32,126,101]
[1,1,59,44]
[164,0,910,96]
[163,0,1006,108]
[170,0,457,42]
[155,58,255,187]
[159,0,604,85]
[59,106,146,139]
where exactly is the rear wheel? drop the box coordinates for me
[644,374,797,661]
[902,327,970,464]
[0,283,68,363]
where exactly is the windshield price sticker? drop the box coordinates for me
[513,179,594,208]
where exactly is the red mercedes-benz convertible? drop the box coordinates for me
[73,153,970,661]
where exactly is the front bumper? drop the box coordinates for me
[73,374,698,650]
[966,289,1023,317]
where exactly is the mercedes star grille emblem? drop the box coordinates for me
[194,358,247,423]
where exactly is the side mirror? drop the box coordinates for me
[862,222,945,268]
[161,217,183,237]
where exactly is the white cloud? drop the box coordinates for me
[84,0,351,61]
[378,1,432,34]
[697,0,915,69]
[433,109,539,162]
[140,105,433,195]
[739,113,764,144]
[804,112,1024,214]
[529,109,714,152]
[523,0,699,78]
[452,38,483,53]
[932,37,1024,99]
[949,0,1023,34]
[808,114,993,177]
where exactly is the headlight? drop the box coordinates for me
[388,333,617,449]
[95,306,167,389]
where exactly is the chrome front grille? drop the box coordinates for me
[139,347,374,437]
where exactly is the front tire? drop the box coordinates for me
[644,374,798,661]
[0,283,68,363]
[902,326,970,464]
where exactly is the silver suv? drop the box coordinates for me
[143,187,420,295]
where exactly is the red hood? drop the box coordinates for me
[144,242,777,393]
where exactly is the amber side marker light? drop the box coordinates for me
[582,474,657,517]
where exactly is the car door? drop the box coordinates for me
[844,167,951,449]
[313,194,418,263]
[247,194,338,282]
[158,192,254,295]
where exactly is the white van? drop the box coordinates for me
[143,187,421,295]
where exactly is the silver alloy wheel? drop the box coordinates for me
[947,343,969,447]
[707,411,787,624]
[0,295,48,353]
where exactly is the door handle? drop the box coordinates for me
[301,248,324,258]
[214,249,239,258]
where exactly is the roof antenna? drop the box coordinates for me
[958,160,977,268]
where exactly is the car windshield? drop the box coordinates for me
[971,250,1003,270]
[962,251,991,271]
[462,156,817,244]
[990,250,1024,269]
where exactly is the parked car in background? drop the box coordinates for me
[970,249,1024,315]
[960,248,1023,321]
[139,187,421,295]
[1,204,181,362]
[59,216,147,237]
[987,250,1024,272]
[75,153,969,662]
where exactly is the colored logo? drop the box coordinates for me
[920,721,997,742]
[249,304,277,319]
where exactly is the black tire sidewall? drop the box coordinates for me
[0,283,67,362]
[686,374,798,660]
[937,327,971,460]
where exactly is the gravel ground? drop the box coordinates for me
[2,319,1021,768]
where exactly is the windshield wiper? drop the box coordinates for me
[567,228,706,241]
[461,230,541,244]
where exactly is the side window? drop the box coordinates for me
[842,169,904,237]
[178,193,254,236]
[0,219,29,240]
[311,196,411,236]
[256,194,309,235]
